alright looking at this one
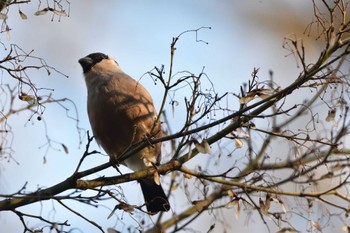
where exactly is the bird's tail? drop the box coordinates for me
[139,178,170,213]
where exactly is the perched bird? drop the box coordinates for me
[79,52,170,213]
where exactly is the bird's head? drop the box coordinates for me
[79,52,119,74]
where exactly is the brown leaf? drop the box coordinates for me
[170,184,178,191]
[276,228,299,233]
[239,93,256,104]
[234,138,243,148]
[331,163,343,171]
[19,10,27,20]
[235,128,250,138]
[201,139,211,154]
[115,203,136,213]
[34,8,49,16]
[61,143,69,154]
[227,189,236,198]
[256,88,274,99]
[259,198,269,215]
[19,92,35,103]
[320,172,334,180]
[0,12,7,19]
[326,108,336,122]
[53,9,67,17]
[193,139,211,154]
[107,228,121,233]
[234,199,240,220]
[271,196,286,213]
[265,193,271,210]
[5,24,10,40]
[242,199,253,210]
[225,199,236,209]
[183,173,192,179]
[312,221,323,232]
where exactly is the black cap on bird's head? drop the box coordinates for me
[78,52,109,73]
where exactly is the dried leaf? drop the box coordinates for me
[172,102,175,118]
[235,128,250,138]
[193,139,202,152]
[239,93,255,104]
[259,198,269,215]
[19,93,36,104]
[187,143,192,157]
[225,199,236,209]
[242,199,253,210]
[234,138,243,148]
[312,221,323,232]
[271,196,286,213]
[331,163,343,171]
[225,198,240,219]
[170,184,178,191]
[34,8,49,16]
[61,143,69,154]
[171,100,179,118]
[280,202,287,213]
[194,139,211,154]
[154,171,160,185]
[115,203,136,213]
[0,12,7,19]
[5,24,10,40]
[201,139,211,154]
[227,189,236,198]
[257,93,270,99]
[332,120,338,127]
[276,228,299,233]
[265,193,271,210]
[53,9,67,16]
[320,172,334,180]
[107,228,121,233]
[183,173,192,179]
[326,108,336,122]
[19,10,27,20]
[257,88,274,99]
[234,199,240,220]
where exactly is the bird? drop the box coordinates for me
[78,52,170,213]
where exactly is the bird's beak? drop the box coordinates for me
[78,56,93,73]
[78,56,93,66]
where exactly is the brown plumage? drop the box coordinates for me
[79,52,170,213]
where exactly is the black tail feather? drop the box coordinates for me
[139,178,170,213]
